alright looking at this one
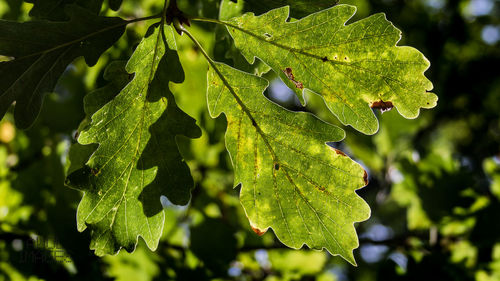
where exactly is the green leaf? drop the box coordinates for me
[225,5,437,134]
[66,61,131,176]
[66,25,201,256]
[207,62,370,265]
[0,5,126,129]
[214,1,271,77]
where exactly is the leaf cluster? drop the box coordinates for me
[0,0,439,269]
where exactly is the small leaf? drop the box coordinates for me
[0,5,126,128]
[207,62,369,265]
[225,5,437,134]
[66,25,201,256]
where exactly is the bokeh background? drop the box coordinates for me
[0,0,499,280]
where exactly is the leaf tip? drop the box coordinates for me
[250,222,268,236]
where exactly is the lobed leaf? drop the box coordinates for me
[0,5,125,128]
[66,25,201,256]
[207,62,370,264]
[225,5,437,134]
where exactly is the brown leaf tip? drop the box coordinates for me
[251,225,268,236]
[370,100,394,113]
[283,67,304,89]
[363,170,368,185]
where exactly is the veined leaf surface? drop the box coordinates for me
[66,25,201,256]
[0,5,125,128]
[225,5,437,134]
[207,62,370,264]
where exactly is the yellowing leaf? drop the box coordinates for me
[225,5,437,134]
[207,62,369,264]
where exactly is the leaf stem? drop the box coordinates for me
[177,25,215,67]
[189,16,225,25]
[125,13,163,24]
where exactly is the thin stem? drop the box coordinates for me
[190,16,226,25]
[160,0,169,26]
[177,25,216,67]
[126,13,163,24]
[159,0,170,47]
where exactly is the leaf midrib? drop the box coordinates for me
[211,63,351,257]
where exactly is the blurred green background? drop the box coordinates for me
[0,0,499,280]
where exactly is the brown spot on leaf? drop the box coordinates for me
[284,67,294,79]
[332,148,346,156]
[274,163,280,170]
[283,67,304,89]
[363,170,368,185]
[370,100,394,113]
[251,225,268,236]
[321,56,328,62]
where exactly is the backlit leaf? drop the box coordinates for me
[225,5,437,134]
[66,25,201,256]
[207,62,369,264]
[0,5,125,128]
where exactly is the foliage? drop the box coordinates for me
[0,0,499,280]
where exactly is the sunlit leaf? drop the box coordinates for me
[66,25,201,256]
[207,62,369,264]
[225,5,437,134]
